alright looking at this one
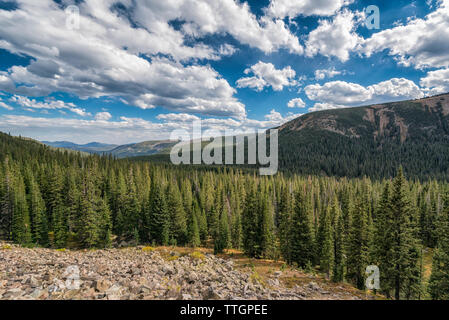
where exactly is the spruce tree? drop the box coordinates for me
[11,172,32,246]
[167,182,187,245]
[188,211,201,248]
[278,186,293,263]
[148,182,169,245]
[347,195,370,289]
[290,192,314,268]
[319,205,334,279]
[429,192,449,299]
[242,183,260,257]
[332,196,345,282]
[214,211,230,254]
[0,159,14,240]
[28,175,49,246]
[372,182,394,297]
[259,197,275,259]
[389,167,422,300]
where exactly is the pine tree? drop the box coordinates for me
[372,182,394,297]
[79,172,100,248]
[347,195,370,289]
[389,167,422,300]
[53,204,68,248]
[97,197,112,248]
[289,191,314,268]
[429,192,449,299]
[11,171,32,246]
[332,196,345,282]
[188,210,201,248]
[0,158,14,240]
[231,206,243,249]
[27,175,49,246]
[319,205,334,279]
[242,183,260,257]
[148,182,169,245]
[259,197,275,259]
[278,186,293,263]
[167,182,187,245]
[214,211,230,254]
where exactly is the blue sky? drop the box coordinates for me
[0,0,448,144]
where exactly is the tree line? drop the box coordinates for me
[1,132,449,300]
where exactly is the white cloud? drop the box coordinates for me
[420,68,449,95]
[9,95,91,116]
[305,80,371,105]
[288,98,306,108]
[369,78,424,102]
[218,44,238,56]
[315,68,342,80]
[361,0,449,69]
[0,101,13,110]
[95,112,112,121]
[236,61,297,92]
[157,113,200,122]
[265,0,353,19]
[176,0,303,54]
[309,103,348,113]
[0,0,269,118]
[0,110,302,145]
[305,10,363,62]
[305,78,424,110]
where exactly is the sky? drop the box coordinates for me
[0,0,449,144]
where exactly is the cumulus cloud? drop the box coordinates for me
[360,0,449,69]
[305,81,371,105]
[287,98,306,108]
[9,95,91,116]
[305,10,363,62]
[0,0,279,118]
[305,78,424,111]
[420,68,449,95]
[308,103,348,113]
[314,68,342,80]
[157,113,200,122]
[236,61,297,92]
[95,112,112,121]
[265,0,353,19]
[165,0,303,54]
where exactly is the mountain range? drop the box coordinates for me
[41,92,449,180]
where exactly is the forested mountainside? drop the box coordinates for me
[278,93,449,180]
[1,131,449,299]
[42,141,118,154]
[43,140,177,158]
[127,93,449,180]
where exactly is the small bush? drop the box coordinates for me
[1,244,12,250]
[190,251,205,260]
[167,255,179,261]
[250,271,265,286]
[142,246,155,252]
[56,248,66,252]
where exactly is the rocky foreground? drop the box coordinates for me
[0,243,365,300]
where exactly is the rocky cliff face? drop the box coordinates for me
[277,93,449,179]
[280,93,449,143]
